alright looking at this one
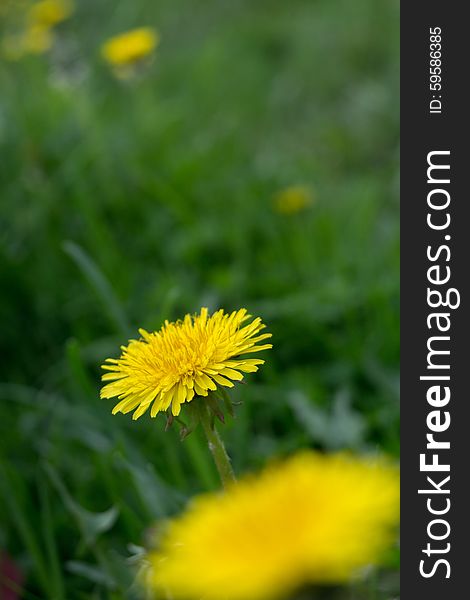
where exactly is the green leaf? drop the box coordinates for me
[44,463,119,546]
[289,389,365,450]
[63,241,130,336]
[115,453,186,519]
[0,462,50,594]
[38,476,66,599]
[66,561,116,588]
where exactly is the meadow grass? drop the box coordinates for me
[0,0,399,597]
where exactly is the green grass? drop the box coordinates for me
[0,0,399,598]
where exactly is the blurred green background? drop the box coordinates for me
[0,0,399,598]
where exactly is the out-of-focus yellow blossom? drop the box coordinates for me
[1,0,73,60]
[2,25,52,59]
[147,451,399,600]
[27,0,73,28]
[22,23,53,52]
[101,308,272,419]
[101,27,159,70]
[2,26,49,58]
[273,185,314,215]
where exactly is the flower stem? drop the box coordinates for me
[197,400,236,488]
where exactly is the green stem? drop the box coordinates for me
[197,400,236,488]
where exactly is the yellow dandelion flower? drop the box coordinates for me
[101,308,272,420]
[22,24,53,53]
[27,0,73,28]
[2,0,72,60]
[147,452,399,600]
[273,185,314,215]
[101,27,159,68]
[2,24,52,59]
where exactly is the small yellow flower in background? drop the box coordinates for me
[101,27,159,71]
[27,0,73,28]
[147,452,399,600]
[273,185,314,215]
[21,23,53,53]
[2,26,52,59]
[101,308,272,420]
[1,0,72,60]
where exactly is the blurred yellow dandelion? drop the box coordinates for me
[21,24,53,53]
[1,0,72,60]
[2,25,52,59]
[101,27,159,68]
[147,451,399,600]
[27,0,73,28]
[2,26,51,58]
[101,308,272,420]
[273,185,314,215]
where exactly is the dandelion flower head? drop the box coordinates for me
[27,0,73,28]
[1,0,72,59]
[3,24,53,57]
[147,451,399,600]
[101,27,159,67]
[273,185,314,215]
[101,308,272,420]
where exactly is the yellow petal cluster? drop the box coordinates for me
[147,451,399,600]
[273,185,314,215]
[27,0,73,28]
[18,24,53,54]
[101,308,272,419]
[2,0,72,59]
[101,27,159,67]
